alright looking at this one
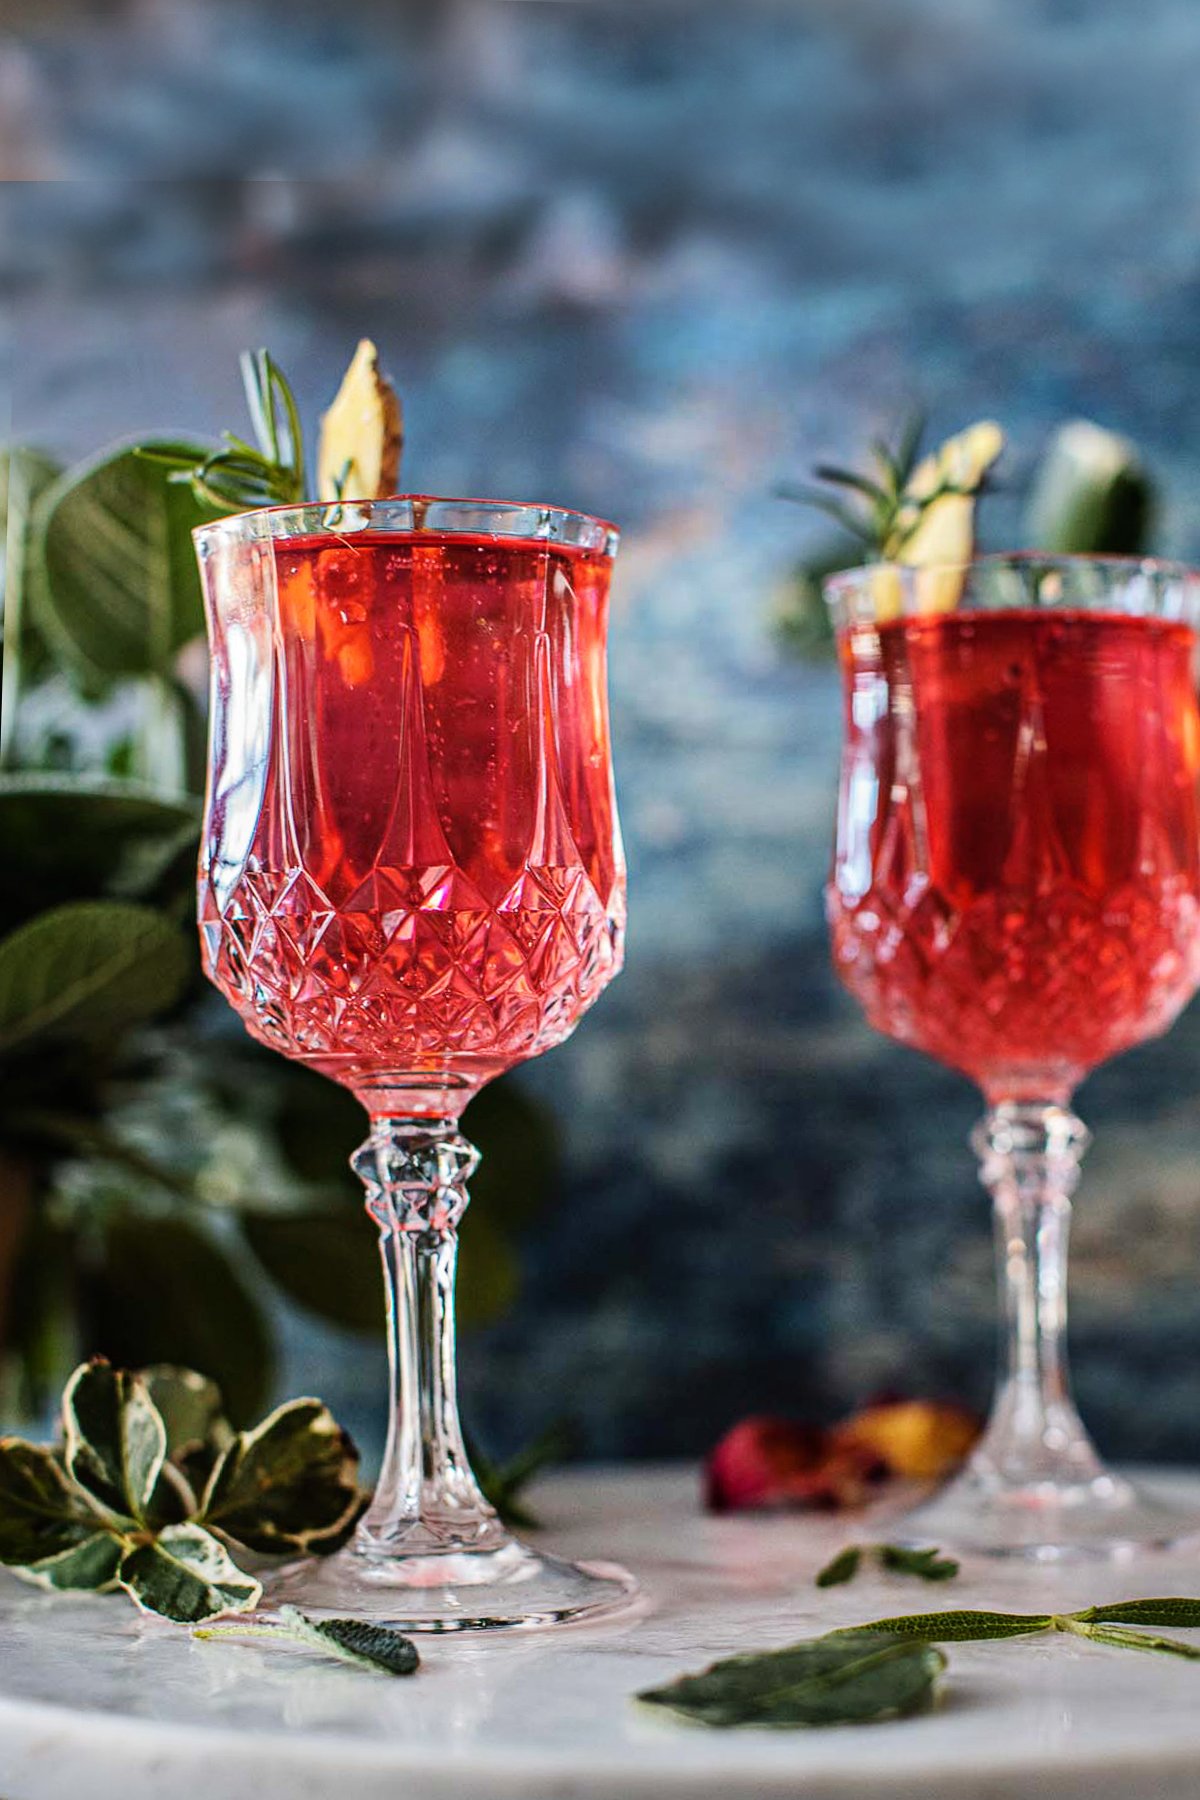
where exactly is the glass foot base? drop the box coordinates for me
[893,1466,1198,1560]
[266,1534,641,1633]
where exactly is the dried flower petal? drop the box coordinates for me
[832,1401,980,1482]
[705,1416,887,1514]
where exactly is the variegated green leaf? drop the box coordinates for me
[0,1439,97,1565]
[143,1366,231,1464]
[201,1398,360,1555]
[63,1360,167,1523]
[118,1524,261,1623]
[17,1530,124,1593]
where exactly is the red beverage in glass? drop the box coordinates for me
[824,558,1200,1557]
[200,527,624,1117]
[829,607,1200,1103]
[197,498,635,1630]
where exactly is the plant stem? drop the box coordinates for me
[1056,1616,1200,1661]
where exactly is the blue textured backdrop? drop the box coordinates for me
[7,0,1200,1467]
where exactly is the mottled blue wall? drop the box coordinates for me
[8,0,1200,1466]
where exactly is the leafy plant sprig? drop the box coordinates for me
[778,413,1002,560]
[816,1542,959,1588]
[137,350,305,513]
[639,1598,1200,1729]
[0,1358,362,1622]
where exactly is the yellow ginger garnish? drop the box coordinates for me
[316,338,403,502]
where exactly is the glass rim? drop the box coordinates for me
[193,493,620,558]
[823,551,1200,609]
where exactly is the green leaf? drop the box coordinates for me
[846,1609,1053,1643]
[273,1065,366,1185]
[90,1216,273,1427]
[142,1366,233,1521]
[200,1397,360,1555]
[1024,420,1154,556]
[463,1078,559,1231]
[468,1419,574,1530]
[143,1366,231,1465]
[0,775,199,932]
[274,1607,420,1674]
[456,1209,520,1331]
[812,465,890,506]
[118,1523,261,1622]
[63,1360,167,1523]
[242,1210,382,1332]
[816,1546,862,1588]
[195,1606,421,1676]
[17,1530,124,1593]
[142,352,305,514]
[3,1210,78,1418]
[1082,1598,1200,1629]
[879,1544,960,1582]
[776,485,877,544]
[637,1631,945,1729]
[0,1438,96,1564]
[29,440,218,683]
[1,447,63,758]
[277,1608,420,1675]
[0,900,189,1056]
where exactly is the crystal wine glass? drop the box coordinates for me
[196,497,635,1628]
[825,556,1200,1556]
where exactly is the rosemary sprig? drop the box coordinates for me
[137,350,305,512]
[779,412,994,559]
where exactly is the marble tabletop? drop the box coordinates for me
[5,1467,1200,1799]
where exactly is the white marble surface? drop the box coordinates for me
[6,1468,1200,1798]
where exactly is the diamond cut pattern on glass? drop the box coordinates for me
[201,856,620,1067]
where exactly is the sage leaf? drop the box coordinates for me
[638,1630,945,1729]
[119,1523,262,1623]
[847,1608,1054,1642]
[0,902,189,1057]
[1082,1599,1200,1629]
[29,440,218,682]
[0,1439,97,1564]
[200,1397,361,1554]
[879,1544,960,1582]
[274,1607,420,1675]
[63,1361,167,1524]
[816,1546,862,1588]
[194,1606,421,1677]
[814,1543,959,1588]
[17,1530,125,1594]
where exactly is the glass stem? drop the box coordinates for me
[351,1116,502,1554]
[969,1101,1106,1492]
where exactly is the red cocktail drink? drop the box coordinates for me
[200,528,622,1116]
[196,497,633,1629]
[824,558,1200,1556]
[830,608,1200,1103]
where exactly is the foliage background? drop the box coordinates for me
[6,0,1200,1467]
